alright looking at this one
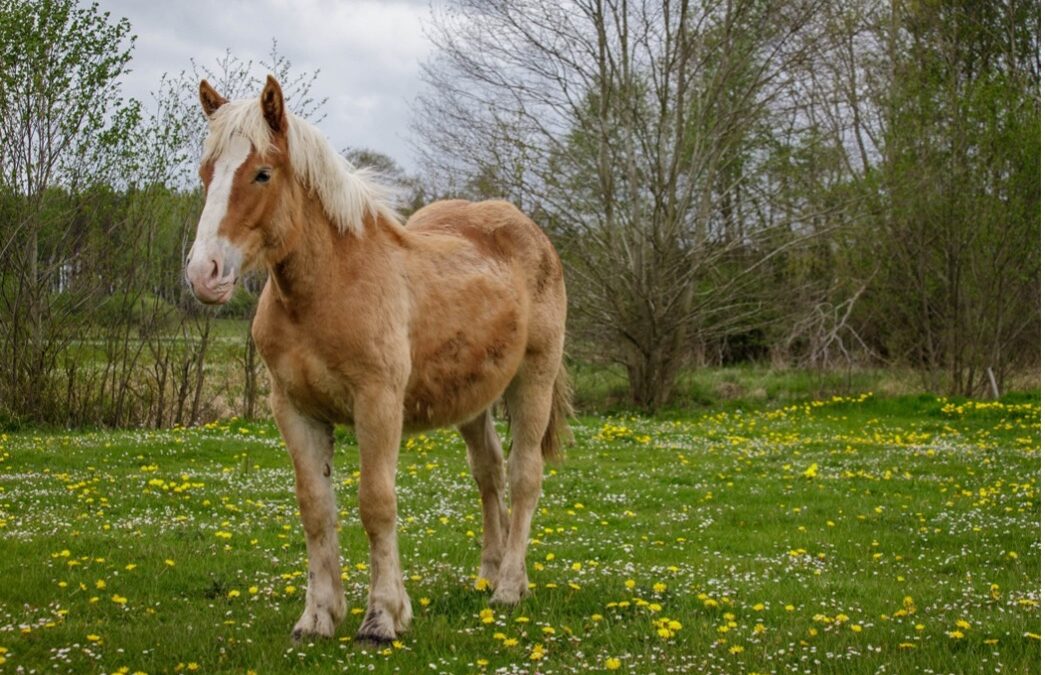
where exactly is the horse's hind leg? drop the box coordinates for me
[271,390,345,639]
[491,361,556,605]
[459,409,509,586]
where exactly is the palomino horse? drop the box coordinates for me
[184,76,571,643]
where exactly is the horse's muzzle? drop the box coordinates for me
[185,240,241,305]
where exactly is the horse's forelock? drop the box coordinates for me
[200,98,400,236]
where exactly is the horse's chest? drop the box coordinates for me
[255,324,356,424]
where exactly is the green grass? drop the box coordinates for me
[569,361,930,413]
[0,393,1039,673]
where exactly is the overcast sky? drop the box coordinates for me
[100,0,435,172]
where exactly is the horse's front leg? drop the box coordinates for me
[272,390,345,640]
[354,387,412,644]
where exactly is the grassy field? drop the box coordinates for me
[0,393,1039,673]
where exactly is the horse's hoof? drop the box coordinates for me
[292,607,337,641]
[355,631,394,647]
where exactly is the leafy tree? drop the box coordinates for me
[0,0,138,418]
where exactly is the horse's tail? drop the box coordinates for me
[541,361,574,463]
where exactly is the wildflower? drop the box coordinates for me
[502,638,519,648]
[947,630,965,639]
[605,657,622,670]
[475,577,490,591]
[955,619,971,630]
[728,645,744,654]
[111,594,127,605]
[479,609,495,624]
[419,597,431,607]
[850,624,863,632]
[803,463,818,478]
[529,643,545,661]
[653,582,667,593]
[752,602,765,611]
[227,589,240,599]
[625,579,636,590]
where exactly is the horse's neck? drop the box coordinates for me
[265,197,402,310]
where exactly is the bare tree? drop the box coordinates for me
[415,0,823,408]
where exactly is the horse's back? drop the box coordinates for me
[405,199,565,306]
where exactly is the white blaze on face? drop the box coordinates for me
[185,134,251,303]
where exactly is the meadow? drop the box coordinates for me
[0,393,1039,673]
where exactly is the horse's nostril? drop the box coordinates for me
[209,258,220,280]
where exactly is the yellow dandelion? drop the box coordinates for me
[605,657,622,670]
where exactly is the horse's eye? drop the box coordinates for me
[255,169,271,184]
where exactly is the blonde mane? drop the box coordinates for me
[202,99,401,235]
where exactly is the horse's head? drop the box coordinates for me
[185,76,291,305]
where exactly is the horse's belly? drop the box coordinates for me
[403,341,523,430]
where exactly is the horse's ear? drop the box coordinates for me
[260,75,287,134]
[199,80,227,119]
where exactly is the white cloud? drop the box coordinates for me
[100,0,434,171]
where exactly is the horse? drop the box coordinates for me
[183,75,571,644]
